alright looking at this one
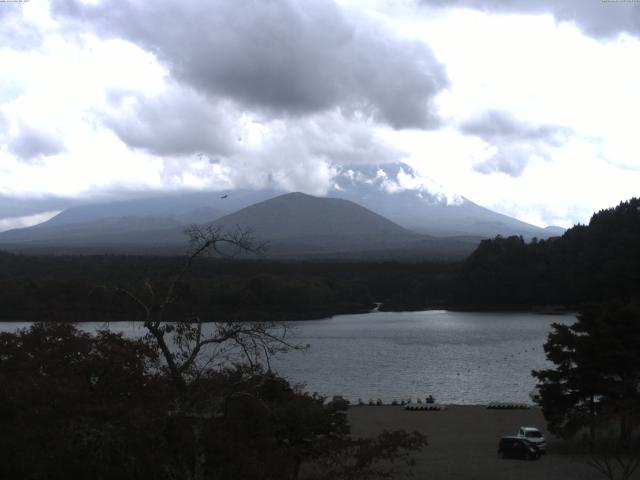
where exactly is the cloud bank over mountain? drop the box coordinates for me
[1,0,639,231]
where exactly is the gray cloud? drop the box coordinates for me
[102,92,405,193]
[421,0,640,38]
[0,112,7,134]
[102,86,236,157]
[472,144,539,177]
[298,114,406,165]
[0,5,42,50]
[101,79,404,186]
[1,104,63,164]
[460,110,571,176]
[212,113,404,194]
[53,0,449,129]
[461,110,570,144]
[7,123,65,161]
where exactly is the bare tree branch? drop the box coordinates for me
[108,223,299,480]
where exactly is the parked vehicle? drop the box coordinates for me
[517,426,546,453]
[497,436,541,460]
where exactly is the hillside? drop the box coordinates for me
[212,192,414,239]
[454,197,640,308]
[0,192,479,259]
[210,192,477,258]
[2,164,564,246]
[36,189,286,229]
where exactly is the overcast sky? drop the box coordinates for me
[1,0,639,231]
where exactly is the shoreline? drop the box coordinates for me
[0,305,576,323]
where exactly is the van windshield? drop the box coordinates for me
[525,431,542,438]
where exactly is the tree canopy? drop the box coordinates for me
[533,302,640,447]
[456,197,640,309]
[0,225,427,480]
[0,322,426,480]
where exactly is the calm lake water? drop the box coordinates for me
[0,310,574,404]
[274,310,574,404]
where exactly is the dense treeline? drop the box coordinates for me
[2,197,638,321]
[0,253,457,322]
[0,323,426,479]
[455,198,640,309]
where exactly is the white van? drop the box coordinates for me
[517,426,546,453]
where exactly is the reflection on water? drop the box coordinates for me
[0,310,573,404]
[272,310,574,404]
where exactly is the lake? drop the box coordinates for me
[0,310,574,404]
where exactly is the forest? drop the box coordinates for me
[0,253,457,322]
[454,197,640,309]
[1,198,638,321]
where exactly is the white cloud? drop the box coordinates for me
[377,8,640,226]
[0,0,638,228]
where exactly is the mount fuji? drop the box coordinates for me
[0,163,563,258]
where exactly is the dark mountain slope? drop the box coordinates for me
[209,192,478,259]
[0,216,190,255]
[211,192,416,240]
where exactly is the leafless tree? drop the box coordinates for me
[116,225,301,480]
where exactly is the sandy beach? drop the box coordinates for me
[348,405,605,480]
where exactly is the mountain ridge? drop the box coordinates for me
[21,164,565,240]
[330,164,563,238]
[0,164,565,258]
[0,191,478,259]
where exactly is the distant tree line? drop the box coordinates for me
[0,253,457,322]
[455,198,640,309]
[1,198,638,322]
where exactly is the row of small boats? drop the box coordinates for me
[354,400,533,410]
